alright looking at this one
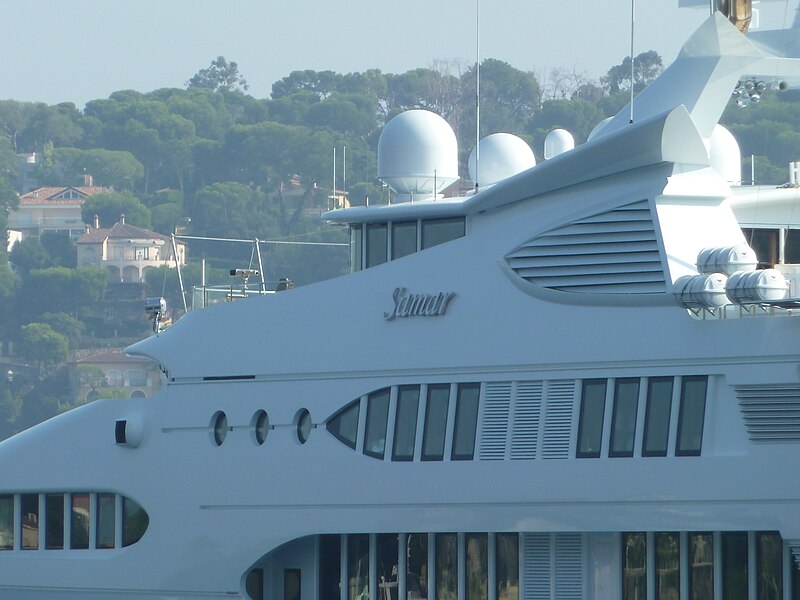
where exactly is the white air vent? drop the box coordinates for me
[555,534,584,599]
[735,384,800,442]
[506,199,665,294]
[541,381,575,459]
[511,382,543,460]
[480,382,512,460]
[523,534,552,600]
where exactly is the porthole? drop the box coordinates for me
[211,411,228,446]
[296,409,312,444]
[252,410,269,446]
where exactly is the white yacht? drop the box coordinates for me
[4,4,800,599]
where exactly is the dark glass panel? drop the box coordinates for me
[351,225,363,272]
[319,535,341,600]
[96,493,115,549]
[422,385,450,461]
[70,493,90,550]
[366,223,388,268]
[436,533,457,600]
[297,409,312,444]
[122,497,149,547]
[792,553,800,600]
[655,532,679,600]
[496,533,519,600]
[407,533,429,600]
[348,534,370,600]
[422,219,465,250]
[610,378,640,457]
[643,378,673,457]
[742,228,779,268]
[623,533,646,600]
[21,493,38,550]
[466,534,488,600]
[785,229,800,264]
[393,386,420,461]
[577,379,607,458]
[213,411,228,446]
[392,221,418,260]
[689,533,714,600]
[0,495,12,550]
[722,532,748,600]
[378,534,399,600]
[254,410,269,446]
[285,568,301,600]
[676,376,708,456]
[364,389,390,458]
[45,493,64,550]
[757,532,783,600]
[247,568,265,600]
[328,400,361,449]
[452,384,480,460]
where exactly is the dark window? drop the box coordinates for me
[757,532,783,600]
[348,534,369,600]
[610,378,639,457]
[45,493,64,550]
[422,384,450,461]
[785,229,800,264]
[577,379,607,458]
[392,221,418,260]
[655,532,679,600]
[96,493,115,549]
[422,218,465,250]
[122,497,149,547]
[742,228,779,268]
[623,532,647,600]
[496,533,519,600]
[366,223,388,268]
[689,533,714,600]
[285,568,301,600]
[436,533,457,600]
[247,568,265,600]
[327,400,360,449]
[70,493,90,550]
[0,495,12,550]
[351,225,363,272]
[364,389,390,458]
[253,410,270,446]
[722,532,748,600]
[377,534,399,599]
[676,376,708,456]
[452,383,480,460]
[319,535,341,600]
[297,409,312,444]
[21,493,38,550]
[466,534,488,600]
[643,377,673,457]
[393,386,420,461]
[407,534,429,600]
[212,411,228,446]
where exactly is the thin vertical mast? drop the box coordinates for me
[629,0,636,124]
[475,0,481,192]
[332,147,336,210]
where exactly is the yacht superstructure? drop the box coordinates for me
[3,7,800,600]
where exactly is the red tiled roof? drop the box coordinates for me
[19,186,111,205]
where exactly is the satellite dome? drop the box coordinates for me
[468,133,535,188]
[709,124,741,185]
[544,129,575,159]
[377,110,458,201]
[587,116,613,141]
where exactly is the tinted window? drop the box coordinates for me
[96,493,115,549]
[422,385,450,461]
[122,497,149,547]
[364,389,390,458]
[422,218,465,250]
[45,493,64,550]
[436,533,457,600]
[392,221,418,260]
[577,379,607,458]
[466,534,488,600]
[610,379,639,457]
[452,383,480,460]
[623,533,647,600]
[70,493,90,550]
[0,495,12,550]
[496,533,519,600]
[655,532,679,600]
[689,533,714,600]
[366,223,388,268]
[21,493,38,550]
[643,377,673,457]
[327,400,360,449]
[351,225,363,271]
[676,376,708,456]
[757,532,783,600]
[722,532,748,600]
[393,386,420,461]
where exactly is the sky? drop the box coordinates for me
[2,0,797,108]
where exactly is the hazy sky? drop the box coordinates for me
[2,1,796,108]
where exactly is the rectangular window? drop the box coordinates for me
[466,534,488,600]
[610,378,640,457]
[45,493,64,550]
[393,385,420,461]
[350,225,363,272]
[577,379,607,458]
[496,533,519,600]
[0,495,12,550]
[407,534,429,600]
[366,223,388,268]
[21,493,38,550]
[722,532,748,600]
[348,534,369,600]
[623,533,647,600]
[436,533,458,600]
[689,533,714,600]
[422,218,465,250]
[96,493,115,549]
[392,221,418,260]
[676,376,708,456]
[757,532,783,600]
[318,535,341,600]
[655,532,679,600]
[422,385,450,461]
[70,493,90,550]
[643,377,673,457]
[364,388,391,459]
[285,568,301,600]
[377,534,399,598]
[452,383,480,460]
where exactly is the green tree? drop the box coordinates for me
[40,231,77,268]
[10,238,53,276]
[187,56,249,93]
[19,323,68,377]
[39,312,84,349]
[601,50,663,94]
[81,191,152,229]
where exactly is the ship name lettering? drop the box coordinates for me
[384,288,456,321]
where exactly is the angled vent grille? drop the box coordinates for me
[480,382,513,460]
[789,540,800,569]
[511,382,543,460]
[523,533,551,600]
[735,385,800,442]
[541,381,575,459]
[506,199,666,294]
[555,534,584,599]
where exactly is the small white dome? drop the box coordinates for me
[544,129,575,159]
[377,110,458,201]
[709,124,741,186]
[468,133,536,188]
[587,116,613,141]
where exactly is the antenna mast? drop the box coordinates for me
[475,0,481,192]
[629,0,636,124]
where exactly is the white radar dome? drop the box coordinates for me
[377,110,458,201]
[587,116,613,141]
[468,133,535,188]
[544,129,575,159]
[709,124,741,186]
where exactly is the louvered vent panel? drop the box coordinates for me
[511,381,543,460]
[523,533,551,600]
[735,385,800,442]
[506,199,666,294]
[541,380,575,459]
[554,534,584,600]
[480,382,512,460]
[789,540,800,569]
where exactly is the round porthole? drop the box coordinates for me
[296,409,312,444]
[211,411,228,446]
[252,410,269,446]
